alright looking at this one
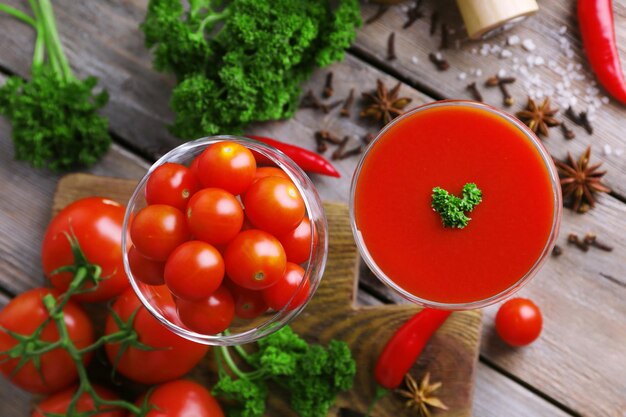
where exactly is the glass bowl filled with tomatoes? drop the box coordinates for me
[122,136,328,345]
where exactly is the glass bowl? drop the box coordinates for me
[349,100,562,310]
[122,136,328,345]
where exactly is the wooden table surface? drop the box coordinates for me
[1,1,625,416]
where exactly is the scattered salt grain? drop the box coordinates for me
[497,68,507,78]
[603,144,613,156]
[500,49,513,59]
[475,69,483,77]
[507,35,520,46]
[471,48,478,54]
[558,26,567,35]
[601,96,610,104]
[522,39,536,51]
[615,148,624,157]
[458,72,467,81]
[534,56,545,66]
[411,56,419,64]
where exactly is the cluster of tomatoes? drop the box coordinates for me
[129,141,313,335]
[0,195,223,415]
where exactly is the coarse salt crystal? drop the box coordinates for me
[458,72,467,81]
[475,69,483,77]
[603,144,613,156]
[411,56,419,64]
[435,52,443,60]
[507,35,520,46]
[615,149,624,157]
[471,48,478,54]
[497,68,507,78]
[559,25,567,35]
[500,49,513,59]
[513,57,519,64]
[522,39,536,51]
[601,96,610,104]
[534,56,545,66]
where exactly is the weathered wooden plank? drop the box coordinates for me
[355,0,626,199]
[359,191,626,416]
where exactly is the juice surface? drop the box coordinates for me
[354,104,556,305]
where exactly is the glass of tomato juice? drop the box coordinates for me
[350,100,562,310]
[123,136,328,345]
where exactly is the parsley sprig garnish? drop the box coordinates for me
[431,183,483,229]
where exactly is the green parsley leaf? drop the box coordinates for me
[431,183,482,229]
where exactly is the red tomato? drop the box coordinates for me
[278,217,312,264]
[244,176,305,236]
[189,154,202,180]
[0,289,94,394]
[41,197,129,302]
[128,245,165,286]
[130,204,189,261]
[139,379,224,417]
[145,162,199,211]
[165,241,224,301]
[187,188,243,245]
[104,287,207,384]
[197,141,256,195]
[177,286,235,334]
[32,385,124,417]
[253,167,290,182]
[495,298,543,346]
[225,279,268,319]
[224,230,286,290]
[262,262,310,311]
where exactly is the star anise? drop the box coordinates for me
[553,146,610,213]
[360,79,412,125]
[396,373,448,417]
[516,97,561,137]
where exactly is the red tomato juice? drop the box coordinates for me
[353,103,557,305]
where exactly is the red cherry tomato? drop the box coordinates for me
[253,167,290,182]
[104,287,208,384]
[187,188,243,245]
[189,154,202,180]
[262,262,310,311]
[0,288,94,394]
[42,197,129,302]
[244,176,305,236]
[224,230,286,290]
[145,162,199,211]
[128,245,165,285]
[32,385,124,417]
[139,379,224,417]
[225,279,268,319]
[278,217,313,264]
[495,298,543,347]
[197,141,256,195]
[130,204,189,261]
[165,241,224,301]
[177,286,235,334]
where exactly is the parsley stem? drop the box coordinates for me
[38,0,74,82]
[0,4,36,27]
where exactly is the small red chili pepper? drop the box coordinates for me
[578,0,626,105]
[247,135,341,178]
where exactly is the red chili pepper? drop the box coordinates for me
[247,135,340,178]
[578,0,626,105]
[375,308,451,389]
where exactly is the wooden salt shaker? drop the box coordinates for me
[456,0,539,39]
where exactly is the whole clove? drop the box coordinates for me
[484,75,516,106]
[403,0,424,29]
[340,88,355,118]
[429,52,449,71]
[323,72,334,98]
[566,106,594,135]
[561,123,576,140]
[315,130,342,145]
[338,145,364,160]
[429,11,439,36]
[552,245,563,257]
[387,32,397,61]
[567,233,589,252]
[365,4,389,25]
[583,233,614,252]
[466,82,483,102]
[332,136,351,160]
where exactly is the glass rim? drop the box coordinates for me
[122,135,329,345]
[349,100,563,310]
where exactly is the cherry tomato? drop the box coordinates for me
[197,141,256,195]
[165,241,224,301]
[130,204,189,261]
[145,162,199,211]
[244,176,305,236]
[138,379,224,417]
[224,230,286,290]
[253,167,290,182]
[0,288,94,394]
[177,286,235,334]
[495,298,543,346]
[42,197,129,302]
[32,385,124,417]
[225,279,268,319]
[278,217,312,264]
[187,188,243,245]
[104,287,207,384]
[189,154,202,180]
[128,245,165,286]
[262,262,310,311]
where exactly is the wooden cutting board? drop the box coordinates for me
[53,173,482,417]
